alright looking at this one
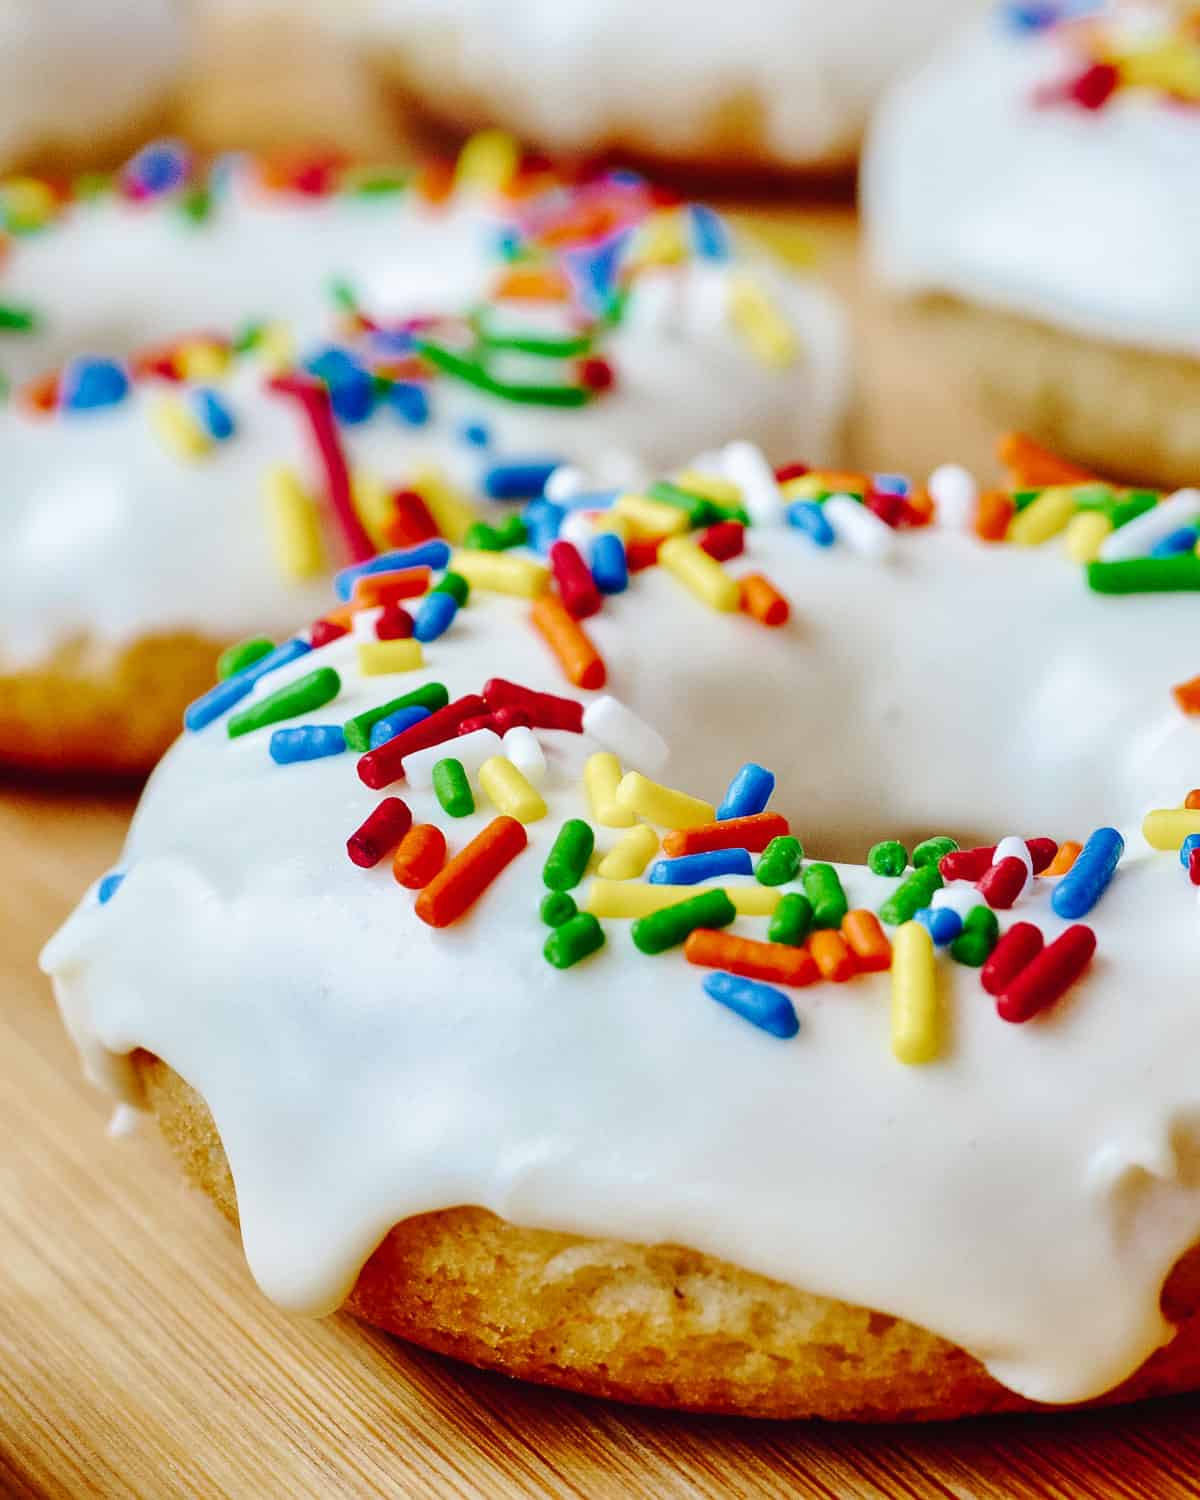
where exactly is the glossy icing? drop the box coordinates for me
[42,501,1200,1406]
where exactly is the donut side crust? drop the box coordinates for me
[135,1053,1200,1420]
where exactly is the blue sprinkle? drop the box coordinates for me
[562,489,619,512]
[914,906,963,947]
[184,637,311,731]
[335,541,452,601]
[522,498,566,554]
[648,848,754,885]
[560,229,631,316]
[1180,833,1200,869]
[871,473,910,496]
[483,460,560,502]
[787,499,835,548]
[366,328,415,357]
[1150,525,1200,559]
[124,140,190,196]
[703,972,799,1040]
[413,590,458,642]
[305,346,373,424]
[61,357,130,412]
[688,203,730,261]
[191,386,235,442]
[389,381,430,426]
[1051,827,1124,919]
[494,228,522,261]
[269,724,346,764]
[716,762,776,820]
[97,872,124,905]
[369,704,432,748]
[590,532,628,595]
[460,420,491,448]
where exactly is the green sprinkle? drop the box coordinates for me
[768,892,814,946]
[755,836,803,887]
[540,891,578,928]
[343,681,449,751]
[415,338,591,408]
[801,863,847,929]
[218,637,275,681]
[329,277,359,312]
[543,819,595,891]
[1087,556,1200,594]
[867,840,909,877]
[72,171,112,200]
[544,912,606,968]
[963,905,1000,938]
[464,521,507,551]
[1011,488,1042,512]
[913,836,958,870]
[433,758,475,818]
[879,865,943,926]
[180,186,212,223]
[632,889,736,955]
[227,666,340,739]
[1106,492,1159,531]
[342,167,409,196]
[950,908,999,967]
[232,320,263,353]
[433,570,470,606]
[646,481,720,530]
[473,308,593,359]
[1068,483,1117,510]
[0,302,37,333]
[706,499,752,526]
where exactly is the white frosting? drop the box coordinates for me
[318,0,988,167]
[0,180,848,668]
[42,512,1200,1405]
[0,1,183,167]
[863,10,1200,356]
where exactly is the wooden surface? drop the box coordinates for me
[5,205,1200,1499]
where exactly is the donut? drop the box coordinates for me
[863,1,1200,486]
[0,1,183,171]
[0,139,847,773]
[303,0,989,172]
[42,432,1200,1419]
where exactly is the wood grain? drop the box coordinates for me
[4,207,1200,1498]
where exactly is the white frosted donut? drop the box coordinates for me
[43,442,1200,1414]
[315,0,990,169]
[0,144,847,729]
[0,0,183,169]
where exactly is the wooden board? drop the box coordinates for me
[4,207,1200,1499]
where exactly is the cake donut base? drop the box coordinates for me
[0,634,221,777]
[908,297,1200,491]
[137,1053,1200,1420]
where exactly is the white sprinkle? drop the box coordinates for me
[824,495,894,559]
[993,835,1034,876]
[405,728,501,789]
[931,886,979,918]
[721,440,784,527]
[596,450,649,493]
[582,695,670,775]
[685,263,731,336]
[928,464,978,529]
[503,726,546,787]
[559,510,598,552]
[544,464,587,504]
[624,269,683,335]
[1097,487,1200,562]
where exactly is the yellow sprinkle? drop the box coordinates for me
[585,879,780,919]
[1120,44,1200,100]
[357,639,424,676]
[615,771,714,830]
[658,536,740,613]
[412,462,478,544]
[262,465,324,581]
[1006,486,1078,546]
[673,470,743,506]
[256,322,294,373]
[176,340,229,382]
[1142,809,1200,851]
[3,176,56,232]
[782,471,868,500]
[351,469,394,549]
[596,825,661,880]
[453,128,520,192]
[478,756,547,824]
[591,510,629,542]
[1064,509,1113,564]
[451,548,549,598]
[149,394,212,461]
[629,210,686,267]
[614,494,690,539]
[728,272,797,367]
[584,753,637,829]
[890,922,940,1066]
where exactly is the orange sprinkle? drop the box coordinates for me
[392,823,447,890]
[997,432,1094,488]
[810,470,871,494]
[417,158,455,205]
[491,265,570,302]
[414,816,527,928]
[904,486,935,527]
[808,930,856,983]
[663,812,790,859]
[1042,840,1083,878]
[19,372,58,416]
[975,489,1016,543]
[1187,790,1200,811]
[1172,675,1200,715]
[530,593,606,690]
[350,566,432,610]
[739,573,790,627]
[840,910,892,973]
[319,604,355,630]
[684,928,819,987]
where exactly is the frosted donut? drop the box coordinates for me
[0,140,847,773]
[863,1,1200,486]
[0,1,183,171]
[307,0,989,171]
[43,433,1200,1418]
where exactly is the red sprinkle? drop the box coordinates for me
[996,925,1096,1024]
[981,922,1044,997]
[482,678,583,734]
[489,705,532,735]
[865,492,908,528]
[774,462,809,483]
[941,838,1057,882]
[357,694,487,789]
[697,521,745,562]
[309,617,350,649]
[385,489,440,547]
[578,355,614,392]
[347,797,412,867]
[1190,847,1200,886]
[1068,62,1120,112]
[739,573,790,628]
[267,373,373,564]
[549,539,603,619]
[977,856,1029,910]
[374,604,414,640]
[626,535,665,572]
